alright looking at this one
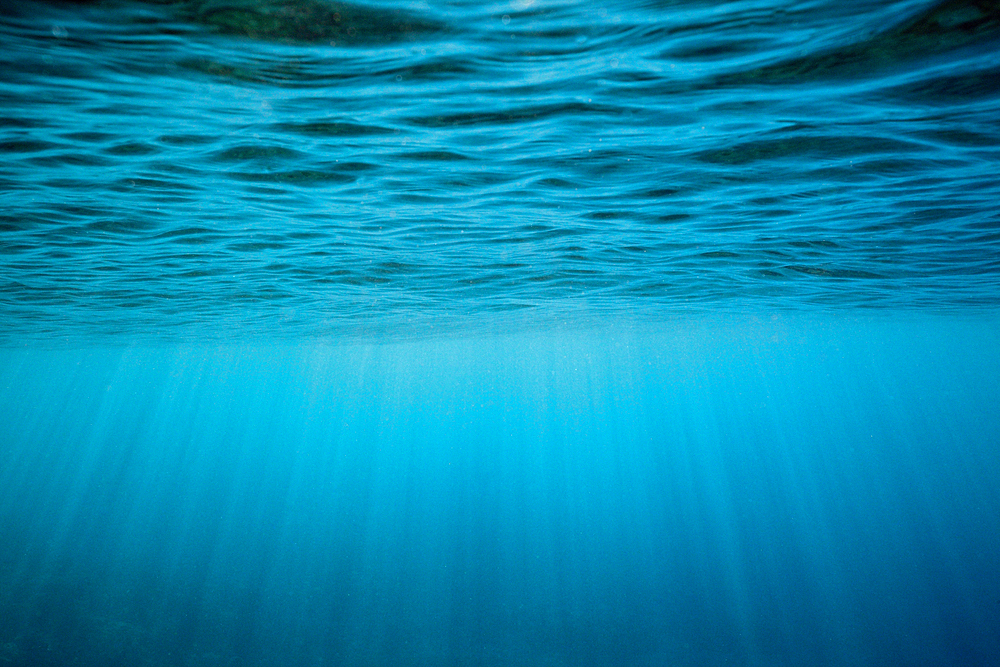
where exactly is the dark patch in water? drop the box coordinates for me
[177,0,444,44]
[720,0,1000,83]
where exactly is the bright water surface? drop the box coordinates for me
[1,1,999,666]
[2,0,999,338]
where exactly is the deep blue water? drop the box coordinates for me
[2,1,999,666]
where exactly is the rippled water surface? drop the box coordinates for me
[2,0,998,341]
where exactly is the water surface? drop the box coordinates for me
[2,0,998,341]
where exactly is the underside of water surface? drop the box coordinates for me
[1,0,998,343]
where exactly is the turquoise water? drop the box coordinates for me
[2,0,999,338]
[2,318,999,667]
[2,1,999,666]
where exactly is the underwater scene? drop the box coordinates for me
[1,0,999,665]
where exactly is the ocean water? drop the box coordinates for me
[1,0,999,666]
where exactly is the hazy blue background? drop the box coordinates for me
[2,0,999,666]
[3,317,999,667]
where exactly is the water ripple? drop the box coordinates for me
[1,0,998,342]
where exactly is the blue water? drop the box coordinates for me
[2,0,999,665]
